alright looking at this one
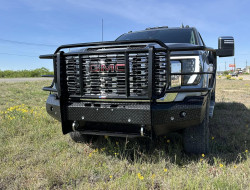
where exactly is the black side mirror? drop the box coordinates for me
[216,36,234,57]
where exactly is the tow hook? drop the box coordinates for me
[72,121,79,131]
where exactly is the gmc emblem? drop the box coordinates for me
[90,64,125,72]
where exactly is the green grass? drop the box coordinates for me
[0,79,249,189]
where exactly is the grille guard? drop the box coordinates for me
[40,39,216,100]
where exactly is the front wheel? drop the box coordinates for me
[183,95,210,154]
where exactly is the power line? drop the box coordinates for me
[0,38,58,47]
[0,52,38,57]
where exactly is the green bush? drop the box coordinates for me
[0,67,53,78]
[226,75,232,79]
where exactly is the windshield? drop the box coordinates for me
[116,29,197,44]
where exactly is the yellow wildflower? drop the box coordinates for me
[109,175,113,179]
[89,153,92,157]
[164,168,168,172]
[211,136,215,140]
[234,165,237,169]
[167,139,170,143]
[151,174,156,180]
[245,150,248,153]
[219,164,223,168]
[137,173,144,180]
[202,154,205,157]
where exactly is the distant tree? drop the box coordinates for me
[0,68,53,78]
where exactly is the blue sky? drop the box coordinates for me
[0,0,249,71]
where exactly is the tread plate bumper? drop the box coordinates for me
[46,94,207,135]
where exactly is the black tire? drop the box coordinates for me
[183,94,210,154]
[69,131,89,143]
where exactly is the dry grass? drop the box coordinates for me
[0,79,249,189]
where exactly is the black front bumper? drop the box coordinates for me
[46,94,207,136]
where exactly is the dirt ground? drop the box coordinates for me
[218,74,250,80]
[0,78,52,83]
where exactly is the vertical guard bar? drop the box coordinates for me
[53,58,57,84]
[56,52,63,97]
[166,50,171,88]
[211,53,217,89]
[125,52,130,97]
[56,51,72,134]
[79,54,84,96]
[148,47,154,99]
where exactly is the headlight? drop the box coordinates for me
[170,56,201,87]
[171,60,182,87]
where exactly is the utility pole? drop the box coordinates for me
[246,60,248,73]
[102,19,104,42]
[234,58,236,72]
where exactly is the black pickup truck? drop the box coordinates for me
[40,26,234,154]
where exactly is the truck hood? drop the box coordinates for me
[163,43,203,56]
[68,42,204,56]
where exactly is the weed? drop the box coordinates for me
[0,79,249,189]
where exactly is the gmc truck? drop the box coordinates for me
[40,26,234,154]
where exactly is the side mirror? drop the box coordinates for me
[216,36,234,57]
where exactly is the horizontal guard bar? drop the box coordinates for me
[54,39,215,54]
[54,39,169,54]
[42,87,57,92]
[40,47,215,60]
[39,54,54,59]
[69,95,150,100]
[42,75,54,77]
[39,39,215,60]
[165,88,212,93]
[170,72,214,75]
